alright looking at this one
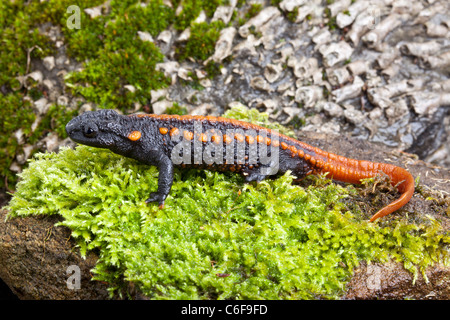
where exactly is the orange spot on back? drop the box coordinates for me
[199,133,208,143]
[256,135,264,143]
[280,142,288,150]
[235,133,244,143]
[170,127,180,137]
[223,134,232,144]
[211,134,222,144]
[159,127,168,135]
[184,130,194,141]
[316,159,324,168]
[128,130,141,141]
[246,135,254,144]
[298,149,304,158]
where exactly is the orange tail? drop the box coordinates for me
[314,152,415,222]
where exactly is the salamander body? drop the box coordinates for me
[65,109,415,222]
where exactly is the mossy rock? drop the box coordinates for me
[0,0,231,189]
[2,108,449,299]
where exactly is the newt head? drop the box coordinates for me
[65,109,122,148]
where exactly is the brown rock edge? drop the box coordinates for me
[0,133,449,299]
[344,261,450,299]
[0,211,110,299]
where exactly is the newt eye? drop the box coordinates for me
[83,123,98,138]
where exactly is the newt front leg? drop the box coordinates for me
[142,152,174,209]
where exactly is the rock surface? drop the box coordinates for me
[344,261,450,300]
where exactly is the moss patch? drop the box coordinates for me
[223,104,296,138]
[6,108,449,299]
[0,0,238,189]
[63,0,174,109]
[0,0,55,188]
[177,20,225,62]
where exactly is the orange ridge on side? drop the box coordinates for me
[310,149,415,222]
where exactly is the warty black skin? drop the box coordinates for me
[65,109,314,207]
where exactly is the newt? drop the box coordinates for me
[65,109,415,222]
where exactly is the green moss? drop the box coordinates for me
[0,2,52,87]
[286,115,306,129]
[6,106,449,299]
[173,0,227,31]
[204,61,223,79]
[61,0,229,108]
[0,93,35,187]
[165,102,188,115]
[245,3,262,20]
[236,0,246,8]
[270,0,284,7]
[324,7,339,31]
[0,0,57,188]
[286,7,299,23]
[63,1,173,110]
[177,21,225,62]
[223,104,296,137]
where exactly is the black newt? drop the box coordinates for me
[66,109,414,221]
